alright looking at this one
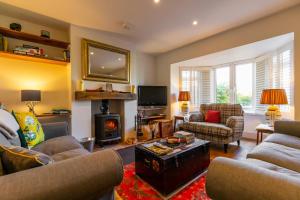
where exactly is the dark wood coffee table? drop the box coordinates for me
[135,139,210,196]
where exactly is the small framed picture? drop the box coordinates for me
[106,83,113,92]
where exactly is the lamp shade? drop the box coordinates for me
[21,90,41,102]
[178,91,190,101]
[260,89,288,105]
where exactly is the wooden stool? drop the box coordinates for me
[256,124,274,145]
[153,119,173,138]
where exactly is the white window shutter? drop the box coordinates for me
[255,57,269,111]
[179,67,211,107]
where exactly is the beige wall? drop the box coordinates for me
[0,14,71,114]
[70,25,156,139]
[0,57,71,113]
[156,5,300,120]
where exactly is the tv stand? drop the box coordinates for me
[135,106,167,140]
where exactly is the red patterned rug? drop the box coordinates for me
[116,163,211,200]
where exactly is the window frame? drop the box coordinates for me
[178,43,294,117]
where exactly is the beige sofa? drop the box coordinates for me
[206,120,300,200]
[0,109,123,200]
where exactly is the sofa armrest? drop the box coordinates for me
[226,116,244,134]
[206,157,300,200]
[0,149,123,200]
[189,112,204,122]
[274,120,300,137]
[42,122,69,140]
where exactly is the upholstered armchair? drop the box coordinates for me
[180,104,244,152]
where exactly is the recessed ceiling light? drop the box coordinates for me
[192,20,198,26]
[90,52,94,55]
[118,58,122,61]
[101,66,105,69]
[154,0,160,4]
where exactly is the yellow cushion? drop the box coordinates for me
[13,112,45,148]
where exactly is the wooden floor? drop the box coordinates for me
[210,139,256,160]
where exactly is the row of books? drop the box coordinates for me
[13,45,45,56]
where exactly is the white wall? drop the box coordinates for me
[156,5,300,137]
[70,25,156,139]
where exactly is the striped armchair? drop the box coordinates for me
[180,104,244,152]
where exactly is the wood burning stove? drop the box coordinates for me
[95,113,121,145]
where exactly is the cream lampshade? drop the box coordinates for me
[178,91,190,114]
[260,89,288,126]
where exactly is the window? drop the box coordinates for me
[255,45,293,113]
[215,67,230,103]
[235,63,253,110]
[179,43,293,115]
[179,67,211,108]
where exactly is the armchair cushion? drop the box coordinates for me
[189,112,204,122]
[181,122,233,137]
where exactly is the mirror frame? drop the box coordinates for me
[81,38,131,84]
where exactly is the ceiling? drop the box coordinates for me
[0,0,299,54]
[176,33,294,67]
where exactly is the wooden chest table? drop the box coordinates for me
[135,139,210,196]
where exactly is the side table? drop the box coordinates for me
[173,115,186,131]
[256,124,274,145]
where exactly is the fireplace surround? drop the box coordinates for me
[95,113,121,145]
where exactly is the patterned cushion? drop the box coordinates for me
[0,145,53,174]
[200,104,243,124]
[12,112,45,148]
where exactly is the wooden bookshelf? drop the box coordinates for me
[0,51,69,66]
[0,27,69,49]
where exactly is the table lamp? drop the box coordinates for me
[21,90,41,115]
[260,89,288,126]
[178,91,190,114]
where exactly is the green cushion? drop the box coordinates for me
[0,145,53,174]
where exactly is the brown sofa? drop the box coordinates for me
[0,116,123,200]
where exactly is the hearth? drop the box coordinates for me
[95,113,121,145]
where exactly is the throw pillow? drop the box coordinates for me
[0,145,53,174]
[205,110,221,123]
[12,112,45,148]
[0,109,20,139]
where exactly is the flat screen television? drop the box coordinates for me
[138,86,167,106]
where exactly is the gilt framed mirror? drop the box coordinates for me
[82,39,131,84]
